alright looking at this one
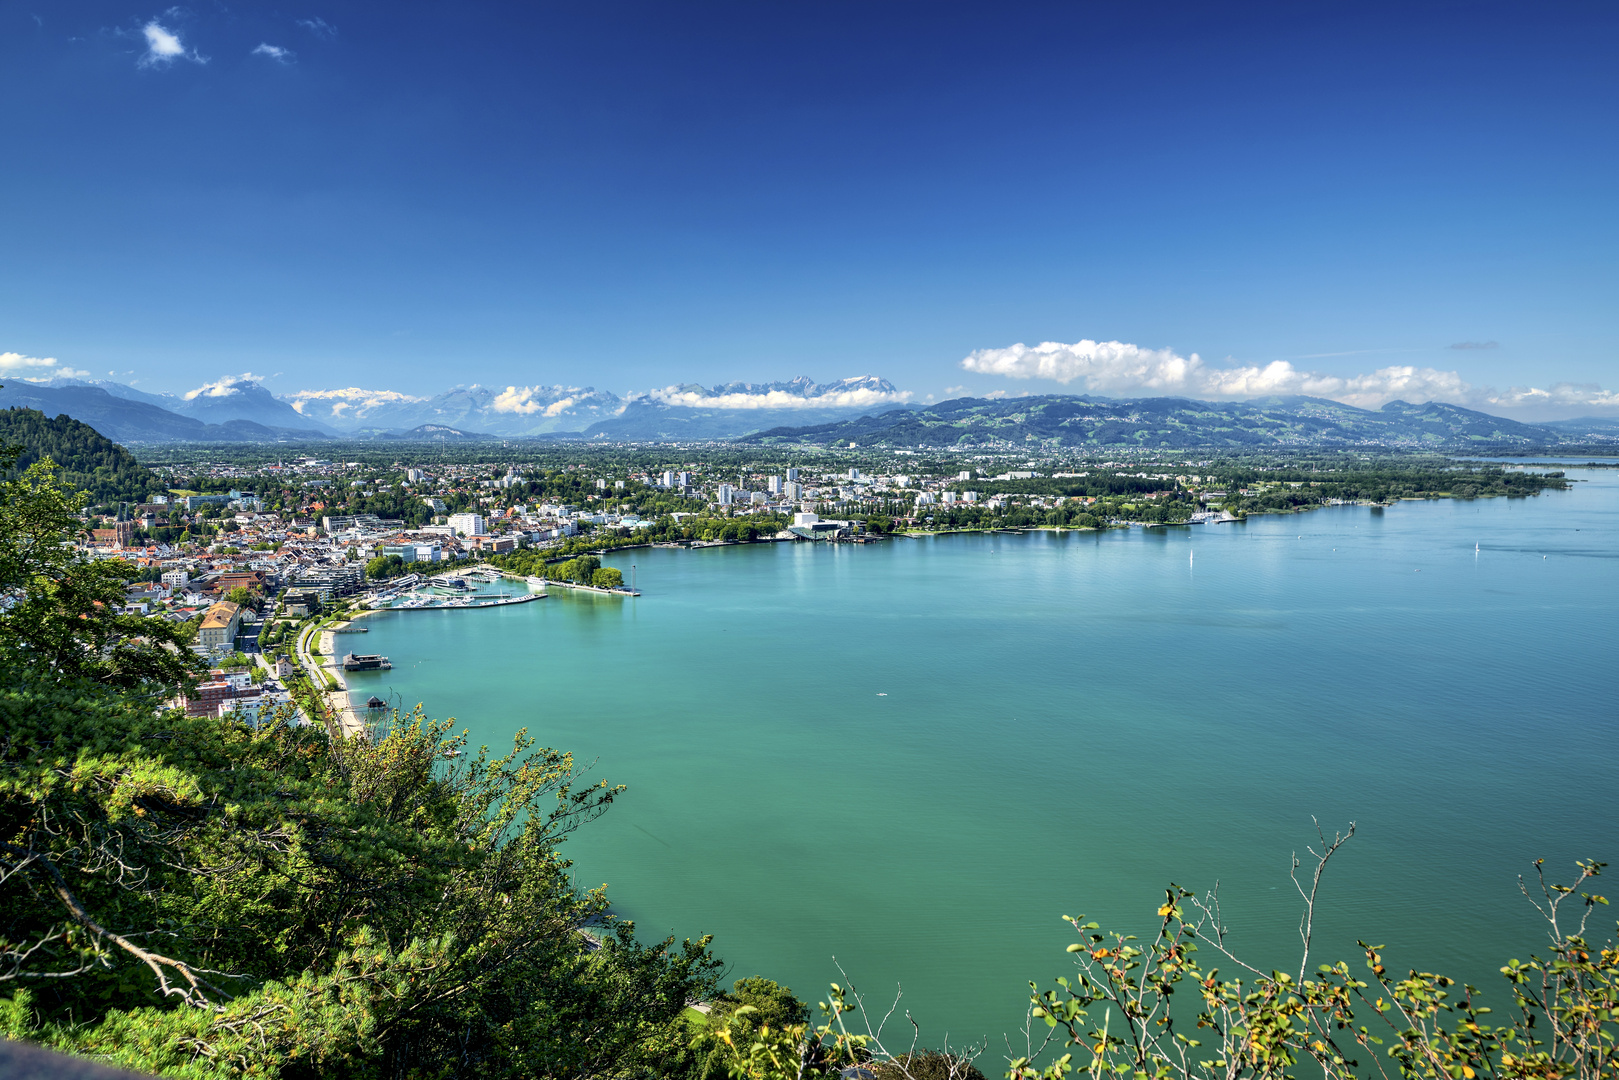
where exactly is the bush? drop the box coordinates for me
[873,1052,986,1080]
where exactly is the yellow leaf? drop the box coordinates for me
[1158,904,1174,917]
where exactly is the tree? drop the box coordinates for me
[712,827,1617,1080]
[1,442,722,1077]
[224,586,257,608]
[592,567,624,589]
[0,449,197,693]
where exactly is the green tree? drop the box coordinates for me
[0,443,723,1078]
[0,449,197,693]
[592,567,624,589]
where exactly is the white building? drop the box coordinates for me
[161,569,190,589]
[717,484,734,506]
[848,468,862,480]
[786,468,799,481]
[767,475,782,494]
[784,481,803,500]
[447,513,488,537]
[963,491,980,504]
[661,470,676,488]
[942,491,958,504]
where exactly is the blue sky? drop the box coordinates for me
[2,1,1616,417]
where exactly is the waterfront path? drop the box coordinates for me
[294,618,368,739]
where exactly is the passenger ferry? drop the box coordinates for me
[342,653,393,671]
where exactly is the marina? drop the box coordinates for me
[360,568,548,611]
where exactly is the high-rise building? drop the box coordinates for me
[717,485,734,506]
[848,468,862,480]
[662,470,676,488]
[785,468,799,481]
[447,513,488,536]
[767,475,782,494]
[784,481,803,500]
[676,471,691,487]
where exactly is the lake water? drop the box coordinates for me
[347,468,1619,1052]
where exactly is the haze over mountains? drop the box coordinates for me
[0,375,913,443]
[2,373,1616,449]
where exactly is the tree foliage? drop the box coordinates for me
[0,443,722,1077]
[0,407,160,504]
[0,449,196,692]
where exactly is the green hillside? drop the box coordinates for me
[737,394,1566,449]
[0,406,159,503]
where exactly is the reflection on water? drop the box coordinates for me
[347,470,1619,1045]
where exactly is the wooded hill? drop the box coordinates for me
[738,394,1578,449]
[0,407,159,503]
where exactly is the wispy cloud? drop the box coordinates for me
[183,373,262,401]
[1448,340,1499,350]
[288,387,424,418]
[251,43,294,63]
[643,383,912,410]
[296,16,337,39]
[137,19,206,68]
[959,338,1619,416]
[0,351,91,381]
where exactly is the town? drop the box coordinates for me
[54,440,1565,733]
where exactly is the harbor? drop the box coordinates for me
[360,568,548,611]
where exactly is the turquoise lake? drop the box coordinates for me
[346,466,1619,1052]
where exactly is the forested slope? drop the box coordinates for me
[0,407,159,503]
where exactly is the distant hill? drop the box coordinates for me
[375,423,492,440]
[736,394,1575,449]
[0,383,331,444]
[0,407,160,503]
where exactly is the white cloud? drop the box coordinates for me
[251,43,294,62]
[643,385,913,410]
[138,20,206,68]
[288,387,424,418]
[183,373,262,400]
[1,351,91,381]
[491,386,574,415]
[296,16,337,39]
[959,338,1618,416]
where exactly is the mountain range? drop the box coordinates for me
[0,375,908,442]
[737,394,1615,450]
[3,375,1616,450]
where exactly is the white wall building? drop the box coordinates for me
[717,484,734,506]
[447,513,487,536]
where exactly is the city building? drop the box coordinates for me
[717,484,734,506]
[197,601,243,649]
[91,521,136,548]
[322,514,385,534]
[447,513,487,536]
[786,467,799,481]
[767,475,782,494]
